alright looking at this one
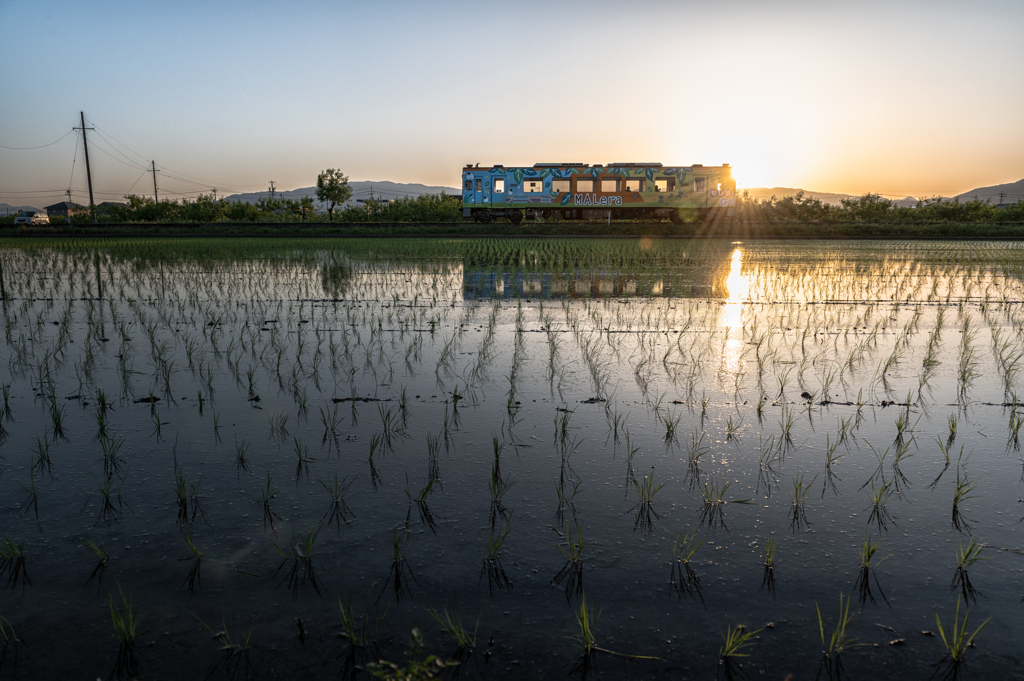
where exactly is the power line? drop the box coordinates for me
[0,130,75,150]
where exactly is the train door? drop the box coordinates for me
[491,175,505,206]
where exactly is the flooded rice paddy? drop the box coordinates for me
[0,237,1023,680]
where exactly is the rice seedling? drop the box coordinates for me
[570,591,661,677]
[0,537,30,593]
[629,471,665,535]
[947,414,958,447]
[233,436,250,474]
[0,612,22,674]
[366,628,457,680]
[270,527,322,598]
[662,408,682,442]
[866,480,896,532]
[406,475,439,533]
[320,474,355,528]
[426,432,441,484]
[480,514,513,594]
[950,537,986,603]
[760,534,778,597]
[29,435,52,477]
[109,584,141,680]
[790,472,817,530]
[100,435,125,477]
[268,411,289,442]
[426,595,478,654]
[698,475,752,529]
[95,471,126,522]
[368,432,383,490]
[193,613,253,680]
[854,534,890,608]
[718,624,763,681]
[17,466,39,519]
[337,595,389,665]
[259,472,281,529]
[686,430,710,487]
[381,529,416,602]
[293,437,314,482]
[82,538,110,591]
[933,595,990,675]
[319,402,343,443]
[181,532,204,594]
[951,475,978,532]
[816,592,861,679]
[49,401,67,440]
[488,453,515,528]
[668,527,706,605]
[551,518,584,601]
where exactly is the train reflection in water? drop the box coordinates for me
[462,270,714,299]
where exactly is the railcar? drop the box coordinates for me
[461,162,735,224]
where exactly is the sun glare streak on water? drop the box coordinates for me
[722,247,748,375]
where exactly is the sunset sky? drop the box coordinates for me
[1,0,1022,207]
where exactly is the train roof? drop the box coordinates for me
[462,162,729,170]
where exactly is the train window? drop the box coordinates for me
[552,179,571,193]
[475,179,482,192]
[624,178,645,192]
[494,178,505,193]
[694,177,707,193]
[524,179,543,193]
[601,179,620,192]
[654,178,675,192]
[576,179,594,192]
[465,180,472,191]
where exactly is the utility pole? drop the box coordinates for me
[268,181,277,200]
[151,161,159,202]
[211,188,217,201]
[999,191,1007,205]
[74,112,95,220]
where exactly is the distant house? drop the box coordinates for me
[45,201,82,217]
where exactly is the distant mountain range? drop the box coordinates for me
[743,178,1024,208]
[223,180,459,208]
[0,203,42,215]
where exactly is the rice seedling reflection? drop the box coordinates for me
[951,475,978,532]
[270,527,322,598]
[698,475,752,530]
[380,529,416,603]
[426,595,478,654]
[337,596,389,678]
[0,613,22,677]
[760,534,778,598]
[108,584,141,680]
[950,537,986,603]
[854,534,890,608]
[181,532,204,594]
[630,471,664,534]
[319,474,355,528]
[481,514,512,594]
[193,613,253,680]
[81,538,110,592]
[669,527,706,606]
[0,538,30,593]
[259,472,281,530]
[866,480,896,533]
[551,518,584,602]
[790,473,817,530]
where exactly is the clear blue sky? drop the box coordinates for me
[1,0,1022,208]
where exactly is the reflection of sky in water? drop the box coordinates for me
[722,247,748,375]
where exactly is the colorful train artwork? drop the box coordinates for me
[461,162,735,224]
